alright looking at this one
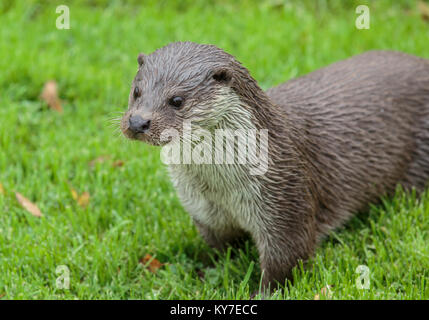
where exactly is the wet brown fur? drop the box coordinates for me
[121,42,429,291]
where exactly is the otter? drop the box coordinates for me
[120,41,429,291]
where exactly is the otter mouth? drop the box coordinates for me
[122,128,167,147]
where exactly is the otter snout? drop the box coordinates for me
[128,115,151,134]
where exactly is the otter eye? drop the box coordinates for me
[169,96,184,109]
[133,86,141,99]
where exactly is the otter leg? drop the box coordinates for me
[254,228,316,292]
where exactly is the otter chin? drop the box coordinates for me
[121,129,160,146]
[120,41,429,292]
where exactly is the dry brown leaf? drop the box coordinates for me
[77,192,90,208]
[0,183,4,195]
[140,254,163,273]
[41,80,63,112]
[15,192,42,217]
[68,184,90,208]
[112,160,125,168]
[418,1,429,21]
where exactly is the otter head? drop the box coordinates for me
[121,42,259,146]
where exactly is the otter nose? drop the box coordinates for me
[129,115,151,134]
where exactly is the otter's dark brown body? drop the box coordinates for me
[259,51,429,287]
[121,43,429,291]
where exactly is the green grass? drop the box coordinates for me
[0,0,428,299]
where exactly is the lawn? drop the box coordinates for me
[0,0,428,299]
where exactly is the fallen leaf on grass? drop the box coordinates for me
[314,285,333,300]
[77,192,90,208]
[112,160,125,168]
[88,157,124,168]
[418,1,429,21]
[0,183,4,195]
[15,192,42,217]
[140,254,163,273]
[68,186,90,208]
[40,80,63,112]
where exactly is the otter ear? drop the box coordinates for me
[137,53,146,67]
[212,68,233,85]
